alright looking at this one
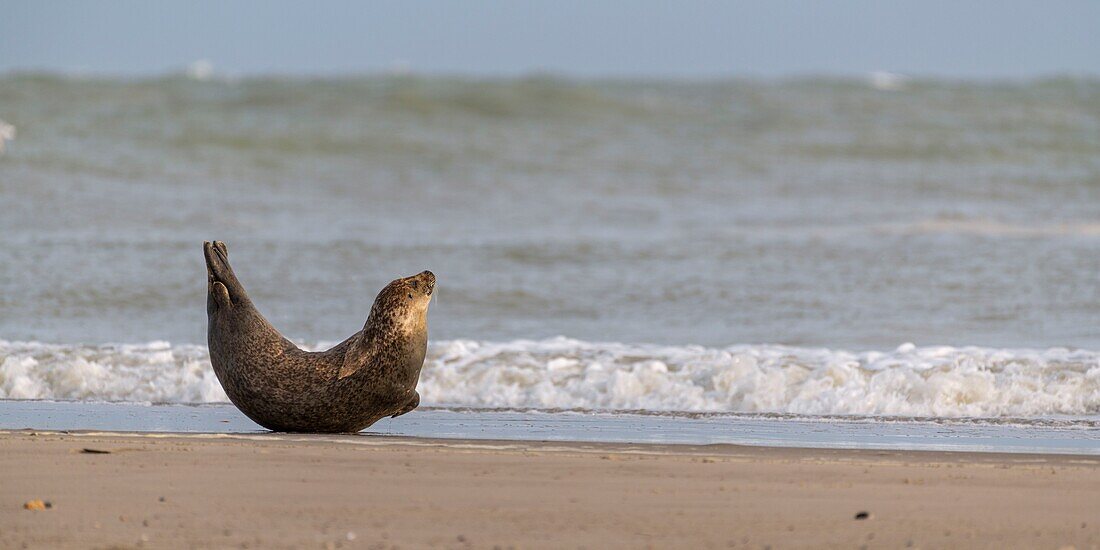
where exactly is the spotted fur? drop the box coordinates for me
[204,241,433,433]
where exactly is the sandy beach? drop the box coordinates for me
[1,431,1097,549]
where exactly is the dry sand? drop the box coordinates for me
[1,430,1097,549]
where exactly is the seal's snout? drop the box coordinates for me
[400,269,433,297]
[419,270,436,296]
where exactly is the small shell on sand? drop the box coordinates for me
[23,499,52,511]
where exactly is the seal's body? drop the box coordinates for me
[204,241,433,433]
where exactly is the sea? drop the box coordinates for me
[1,72,1098,453]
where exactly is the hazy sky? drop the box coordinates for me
[2,0,1098,78]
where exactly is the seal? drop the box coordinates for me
[203,241,434,433]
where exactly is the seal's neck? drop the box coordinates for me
[339,307,428,381]
[364,308,427,354]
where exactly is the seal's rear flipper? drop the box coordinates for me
[204,241,249,307]
[210,281,232,310]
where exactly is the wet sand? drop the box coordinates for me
[1,431,1097,549]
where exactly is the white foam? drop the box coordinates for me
[0,340,226,403]
[0,118,14,153]
[2,338,1098,418]
[185,60,214,81]
[868,71,908,91]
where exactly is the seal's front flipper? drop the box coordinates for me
[204,241,249,307]
[391,390,419,418]
[338,333,370,379]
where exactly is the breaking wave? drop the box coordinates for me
[0,341,224,403]
[2,338,1099,419]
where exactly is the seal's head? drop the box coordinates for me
[368,270,435,334]
[339,270,435,379]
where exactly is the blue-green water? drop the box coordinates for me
[1,74,1099,423]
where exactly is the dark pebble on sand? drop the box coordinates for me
[854,511,871,520]
[82,448,111,454]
